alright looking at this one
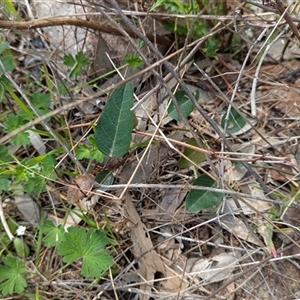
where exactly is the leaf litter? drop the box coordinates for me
[2,1,300,299]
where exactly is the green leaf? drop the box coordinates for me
[0,255,27,296]
[3,115,31,146]
[0,145,13,163]
[168,90,197,121]
[95,83,134,157]
[63,51,89,77]
[0,82,4,101]
[13,238,30,258]
[75,144,104,162]
[23,176,45,195]
[3,115,25,132]
[41,154,56,178]
[178,138,206,168]
[10,132,30,147]
[63,54,76,67]
[185,175,223,213]
[31,93,51,116]
[58,227,113,278]
[0,174,10,192]
[221,108,246,134]
[124,54,143,70]
[40,220,65,247]
[0,42,9,55]
[0,54,15,73]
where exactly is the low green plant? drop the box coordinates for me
[124,53,143,70]
[63,51,89,77]
[0,255,27,296]
[150,0,223,56]
[40,221,114,279]
[0,220,114,296]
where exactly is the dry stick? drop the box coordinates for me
[108,0,277,203]
[0,196,14,241]
[275,0,300,42]
[0,17,171,46]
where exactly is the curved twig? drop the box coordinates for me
[0,17,172,46]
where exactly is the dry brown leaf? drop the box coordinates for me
[66,174,94,205]
[186,252,239,283]
[220,215,262,246]
[226,182,270,215]
[158,188,187,220]
[14,191,41,226]
[125,193,165,300]
[125,193,185,298]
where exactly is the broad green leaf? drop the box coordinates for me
[178,138,206,168]
[0,255,27,296]
[95,83,134,157]
[168,90,197,121]
[58,227,113,278]
[221,108,246,134]
[185,175,223,213]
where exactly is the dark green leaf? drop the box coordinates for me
[221,108,246,134]
[95,83,134,157]
[168,90,196,121]
[3,115,25,132]
[185,175,223,213]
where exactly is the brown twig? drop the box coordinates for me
[0,17,172,46]
[264,0,300,42]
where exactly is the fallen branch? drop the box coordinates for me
[0,17,172,46]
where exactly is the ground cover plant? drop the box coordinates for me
[1,0,300,299]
